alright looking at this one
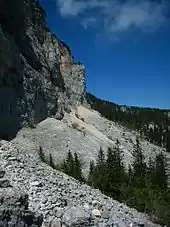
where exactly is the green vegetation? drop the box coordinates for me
[56,151,84,182]
[38,147,84,182]
[88,139,170,226]
[87,93,170,152]
[38,141,170,225]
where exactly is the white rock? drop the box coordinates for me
[30,181,41,187]
[92,209,101,217]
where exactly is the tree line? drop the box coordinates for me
[86,93,170,153]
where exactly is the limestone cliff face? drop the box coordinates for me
[0,0,87,139]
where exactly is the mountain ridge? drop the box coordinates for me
[87,93,170,153]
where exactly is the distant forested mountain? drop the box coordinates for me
[87,93,170,152]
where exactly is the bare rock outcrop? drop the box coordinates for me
[0,0,87,140]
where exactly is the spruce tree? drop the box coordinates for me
[155,152,168,191]
[132,137,146,187]
[105,143,125,200]
[95,147,106,190]
[66,151,74,176]
[146,157,156,188]
[105,147,115,195]
[73,152,83,182]
[88,160,95,186]
[38,146,45,162]
[49,154,55,169]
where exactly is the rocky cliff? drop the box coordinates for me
[0,0,87,140]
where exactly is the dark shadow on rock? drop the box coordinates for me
[0,87,24,140]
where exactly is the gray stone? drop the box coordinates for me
[92,200,98,207]
[30,181,42,187]
[102,209,110,219]
[62,206,91,226]
[0,170,5,178]
[0,187,43,227]
[54,207,64,218]
[0,179,11,188]
[41,196,48,204]
[8,156,17,161]
[51,218,62,227]
[97,223,105,227]
[42,221,51,227]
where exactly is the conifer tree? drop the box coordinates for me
[105,142,125,199]
[62,160,68,173]
[66,151,74,176]
[105,147,115,194]
[155,152,168,190]
[88,160,95,186]
[95,147,106,190]
[49,153,55,169]
[73,152,83,182]
[132,137,146,187]
[38,146,45,162]
[128,165,133,183]
[146,157,156,188]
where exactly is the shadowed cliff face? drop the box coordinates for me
[0,0,87,140]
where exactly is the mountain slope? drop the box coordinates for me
[12,106,169,178]
[87,93,170,153]
[0,140,160,227]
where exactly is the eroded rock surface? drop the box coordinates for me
[0,0,88,140]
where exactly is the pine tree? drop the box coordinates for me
[132,137,146,187]
[146,157,156,188]
[155,152,168,191]
[66,151,74,176]
[88,160,95,186]
[73,152,83,182]
[49,153,55,169]
[38,146,45,162]
[105,143,125,200]
[115,139,125,176]
[105,147,115,194]
[95,147,106,190]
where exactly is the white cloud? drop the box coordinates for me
[81,17,97,29]
[57,0,169,37]
[58,0,87,17]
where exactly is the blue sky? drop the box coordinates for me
[40,0,170,109]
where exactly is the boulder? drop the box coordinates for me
[0,188,43,226]
[0,179,11,188]
[62,206,91,226]
[92,209,101,217]
[0,170,5,178]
